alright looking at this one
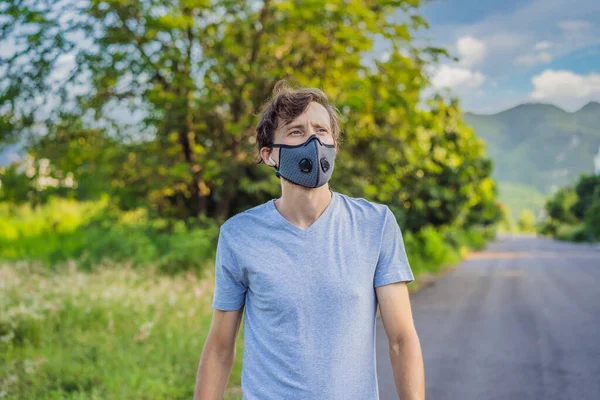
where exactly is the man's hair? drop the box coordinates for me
[254,79,343,165]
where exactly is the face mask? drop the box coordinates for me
[267,134,336,188]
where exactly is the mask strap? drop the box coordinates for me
[267,147,281,178]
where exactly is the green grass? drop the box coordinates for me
[0,261,244,400]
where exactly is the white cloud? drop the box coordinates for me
[558,19,592,32]
[530,69,600,110]
[515,52,553,66]
[414,0,600,112]
[534,41,552,51]
[431,65,486,91]
[428,36,487,95]
[531,70,600,99]
[420,1,600,76]
[456,36,487,67]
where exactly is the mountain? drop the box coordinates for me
[464,101,600,221]
[577,101,600,114]
[465,101,600,195]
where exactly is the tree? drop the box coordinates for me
[497,203,515,233]
[571,174,600,220]
[583,189,600,240]
[545,185,578,224]
[1,0,496,231]
[518,209,536,233]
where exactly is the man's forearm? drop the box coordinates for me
[194,346,236,400]
[389,334,425,399]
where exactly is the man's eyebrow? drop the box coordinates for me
[285,122,330,130]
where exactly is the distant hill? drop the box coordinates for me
[496,181,547,223]
[465,101,600,221]
[465,101,600,195]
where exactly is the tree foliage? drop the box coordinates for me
[540,173,600,241]
[571,174,600,220]
[545,186,578,224]
[517,208,536,233]
[0,0,498,231]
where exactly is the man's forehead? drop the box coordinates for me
[278,103,331,129]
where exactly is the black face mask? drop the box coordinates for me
[267,134,336,188]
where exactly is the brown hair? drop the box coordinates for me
[254,79,343,165]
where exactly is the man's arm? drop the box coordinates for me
[376,281,425,400]
[194,306,244,400]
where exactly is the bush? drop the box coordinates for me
[555,223,592,242]
[538,218,559,236]
[0,197,220,275]
[583,194,600,240]
[517,209,536,232]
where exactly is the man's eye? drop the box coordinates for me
[290,128,328,135]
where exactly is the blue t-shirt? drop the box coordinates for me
[211,190,415,399]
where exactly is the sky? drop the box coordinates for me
[415,0,600,114]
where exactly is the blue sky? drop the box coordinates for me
[415,0,600,114]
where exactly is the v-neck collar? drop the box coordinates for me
[269,190,337,235]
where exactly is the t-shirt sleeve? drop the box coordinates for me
[212,227,248,311]
[373,206,415,288]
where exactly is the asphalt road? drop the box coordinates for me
[375,234,600,400]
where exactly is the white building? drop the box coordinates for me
[595,144,600,175]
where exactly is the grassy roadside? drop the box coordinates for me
[0,260,245,400]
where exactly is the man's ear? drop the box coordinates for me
[261,147,271,165]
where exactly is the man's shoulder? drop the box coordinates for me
[336,191,389,219]
[220,200,271,234]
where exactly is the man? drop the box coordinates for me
[194,81,425,399]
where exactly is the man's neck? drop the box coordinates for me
[274,184,333,230]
